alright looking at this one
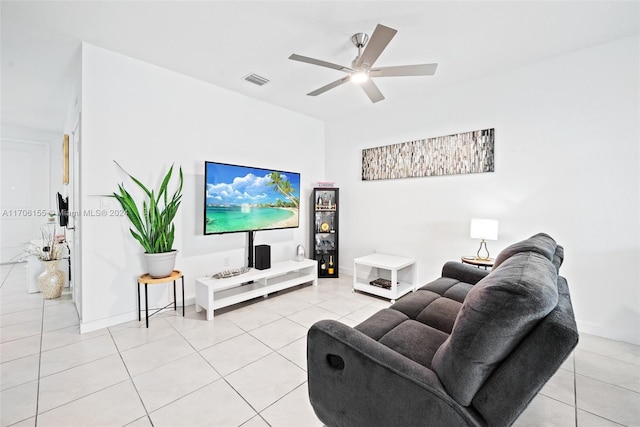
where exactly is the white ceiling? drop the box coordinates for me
[2,1,639,132]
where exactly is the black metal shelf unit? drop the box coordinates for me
[310,187,339,278]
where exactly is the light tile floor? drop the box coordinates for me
[1,263,639,426]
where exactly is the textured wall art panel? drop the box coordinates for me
[362,128,495,181]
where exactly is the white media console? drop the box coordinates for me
[195,259,317,320]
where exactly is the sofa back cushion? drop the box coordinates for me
[552,244,565,272]
[431,251,559,406]
[492,232,558,270]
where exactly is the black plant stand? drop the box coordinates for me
[137,270,184,328]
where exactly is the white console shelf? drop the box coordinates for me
[195,259,317,320]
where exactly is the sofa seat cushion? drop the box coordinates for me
[390,290,441,319]
[355,305,453,369]
[378,320,450,369]
[432,251,559,406]
[355,308,409,341]
[416,298,463,334]
[419,277,473,303]
[390,290,464,334]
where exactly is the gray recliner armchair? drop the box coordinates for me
[307,233,579,426]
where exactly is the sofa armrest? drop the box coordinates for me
[442,261,490,285]
[307,320,484,427]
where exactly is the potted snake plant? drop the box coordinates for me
[112,161,183,278]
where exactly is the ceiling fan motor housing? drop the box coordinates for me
[351,33,369,48]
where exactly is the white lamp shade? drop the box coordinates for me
[470,219,499,241]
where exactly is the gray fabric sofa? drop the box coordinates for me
[307,233,579,427]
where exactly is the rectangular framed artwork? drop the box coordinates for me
[362,128,494,181]
[62,134,69,184]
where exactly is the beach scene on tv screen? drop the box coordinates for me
[205,163,300,234]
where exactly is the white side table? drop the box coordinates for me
[353,253,417,303]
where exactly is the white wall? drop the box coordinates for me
[325,36,640,344]
[79,43,324,332]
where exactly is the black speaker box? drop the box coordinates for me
[255,245,271,270]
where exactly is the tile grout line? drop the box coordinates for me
[573,370,640,395]
[577,347,640,367]
[573,353,578,427]
[184,323,270,422]
[131,315,259,425]
[35,269,45,427]
[33,379,132,420]
[37,335,117,379]
[123,311,258,424]
[219,375,270,425]
[176,306,315,426]
[33,286,127,422]
[107,326,155,426]
[0,263,11,288]
[256,379,308,424]
[572,370,634,427]
[232,294,333,425]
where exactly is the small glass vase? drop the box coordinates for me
[38,260,65,299]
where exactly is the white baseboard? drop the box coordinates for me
[79,297,196,334]
[576,319,640,346]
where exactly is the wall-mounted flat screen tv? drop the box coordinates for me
[204,161,301,235]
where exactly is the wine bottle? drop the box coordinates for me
[319,254,327,275]
[328,255,334,275]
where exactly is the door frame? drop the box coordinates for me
[67,115,83,319]
[0,138,50,264]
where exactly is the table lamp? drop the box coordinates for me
[470,218,498,260]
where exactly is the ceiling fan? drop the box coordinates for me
[289,24,438,103]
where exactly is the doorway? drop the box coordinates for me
[0,139,50,264]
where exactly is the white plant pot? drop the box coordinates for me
[144,250,178,278]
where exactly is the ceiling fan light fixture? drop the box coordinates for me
[351,69,369,84]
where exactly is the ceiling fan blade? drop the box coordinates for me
[355,24,397,68]
[371,63,438,77]
[307,76,351,96]
[360,79,385,103]
[289,54,351,72]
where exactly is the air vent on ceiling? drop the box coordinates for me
[243,73,270,86]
